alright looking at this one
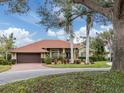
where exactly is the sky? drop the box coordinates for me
[0,0,113,47]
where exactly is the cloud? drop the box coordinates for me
[73,24,113,44]
[47,29,68,40]
[47,30,57,37]
[73,26,102,44]
[0,27,36,47]
[47,29,66,37]
[75,26,100,37]
[100,25,113,31]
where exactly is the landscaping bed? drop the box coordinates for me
[0,71,124,93]
[47,61,110,68]
[0,65,11,73]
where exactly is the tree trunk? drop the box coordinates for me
[69,24,74,64]
[74,0,124,72]
[5,51,8,60]
[70,36,74,64]
[86,31,90,64]
[111,0,124,72]
[112,21,124,71]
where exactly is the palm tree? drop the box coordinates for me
[64,1,74,63]
[0,33,15,60]
[85,14,93,64]
[37,0,94,64]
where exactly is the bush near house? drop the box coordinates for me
[44,56,52,64]
[0,57,16,65]
[79,55,107,62]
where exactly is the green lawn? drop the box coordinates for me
[0,65,11,73]
[0,71,124,93]
[47,61,111,68]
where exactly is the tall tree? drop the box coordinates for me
[91,36,105,56]
[0,33,15,60]
[73,0,124,72]
[99,29,114,61]
[0,0,29,13]
[85,13,93,64]
[38,0,96,64]
[38,0,75,63]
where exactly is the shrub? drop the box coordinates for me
[41,58,45,63]
[0,57,5,65]
[10,59,16,65]
[90,55,107,62]
[44,57,52,64]
[79,55,107,62]
[0,57,16,65]
[79,57,85,61]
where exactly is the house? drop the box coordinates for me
[11,40,80,63]
[78,42,94,57]
[79,48,94,57]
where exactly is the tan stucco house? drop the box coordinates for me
[11,40,80,63]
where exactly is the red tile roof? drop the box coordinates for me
[11,40,80,53]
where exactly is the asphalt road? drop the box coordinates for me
[0,68,110,85]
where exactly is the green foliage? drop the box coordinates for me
[0,33,15,60]
[90,55,107,62]
[90,29,114,61]
[0,0,29,13]
[37,0,89,32]
[93,0,114,7]
[1,72,124,93]
[79,55,107,62]
[91,36,105,55]
[10,59,16,65]
[0,57,16,65]
[44,56,52,64]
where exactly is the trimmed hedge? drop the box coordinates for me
[79,55,107,62]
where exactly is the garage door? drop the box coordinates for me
[17,53,41,63]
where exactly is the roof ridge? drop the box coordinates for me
[14,39,69,49]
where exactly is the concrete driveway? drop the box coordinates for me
[9,63,48,71]
[0,68,110,85]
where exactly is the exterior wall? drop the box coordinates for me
[79,48,85,57]
[11,53,16,59]
[79,48,93,57]
[41,53,48,58]
[41,53,43,58]
[15,48,80,60]
[48,48,79,59]
[74,49,79,59]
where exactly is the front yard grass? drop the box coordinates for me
[0,71,124,93]
[47,61,110,68]
[0,65,11,73]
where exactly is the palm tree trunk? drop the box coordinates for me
[5,51,8,60]
[86,32,90,64]
[70,36,74,63]
[85,15,92,64]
